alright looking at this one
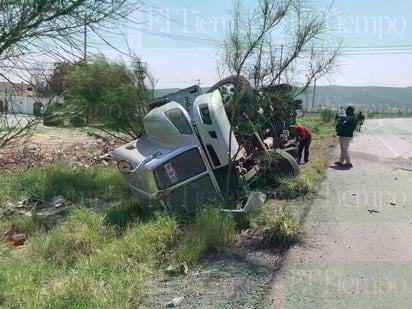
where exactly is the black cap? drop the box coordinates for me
[346,106,355,116]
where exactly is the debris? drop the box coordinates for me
[49,196,68,208]
[165,264,182,276]
[3,220,27,246]
[367,209,380,214]
[182,261,189,275]
[389,201,396,206]
[166,296,184,308]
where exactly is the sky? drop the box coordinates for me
[4,0,411,89]
[107,0,411,89]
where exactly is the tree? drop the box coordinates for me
[0,0,135,62]
[210,0,340,204]
[0,0,138,148]
[65,54,155,138]
[218,0,340,140]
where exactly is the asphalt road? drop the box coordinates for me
[270,118,412,308]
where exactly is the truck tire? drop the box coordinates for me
[207,75,253,107]
[283,146,298,161]
[274,149,300,177]
[256,149,300,188]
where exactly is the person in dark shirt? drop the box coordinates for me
[356,111,365,132]
[335,106,358,168]
[293,125,312,164]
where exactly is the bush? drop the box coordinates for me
[30,207,116,266]
[254,204,302,249]
[320,107,336,123]
[175,206,236,265]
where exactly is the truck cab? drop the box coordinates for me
[113,86,254,214]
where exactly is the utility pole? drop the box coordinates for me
[278,45,283,85]
[312,78,317,110]
[196,79,202,94]
[83,14,87,63]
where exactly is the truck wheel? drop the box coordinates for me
[274,149,300,176]
[283,146,298,161]
[207,75,253,108]
[256,149,300,187]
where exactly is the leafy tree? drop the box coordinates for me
[65,54,155,138]
[0,0,138,148]
[218,0,340,141]
[0,0,135,61]
[210,0,340,206]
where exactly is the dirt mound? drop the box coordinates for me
[0,129,126,172]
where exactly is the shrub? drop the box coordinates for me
[259,204,302,249]
[320,107,336,123]
[114,213,180,264]
[30,207,116,266]
[175,206,236,265]
[18,163,128,202]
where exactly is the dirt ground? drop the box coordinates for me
[0,128,337,308]
[0,128,124,172]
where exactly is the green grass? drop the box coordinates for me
[273,157,328,200]
[175,206,236,265]
[251,203,303,249]
[0,163,128,204]
[0,161,237,308]
[0,204,237,308]
[0,115,335,306]
[365,112,412,119]
[296,113,336,138]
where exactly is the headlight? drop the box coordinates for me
[118,160,133,174]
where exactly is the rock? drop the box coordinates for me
[166,296,184,307]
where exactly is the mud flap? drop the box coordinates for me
[221,191,266,214]
[242,191,266,213]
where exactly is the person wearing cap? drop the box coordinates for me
[334,107,346,125]
[335,106,358,168]
[293,124,312,164]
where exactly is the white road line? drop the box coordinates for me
[376,135,400,157]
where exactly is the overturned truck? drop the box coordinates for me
[112,77,300,215]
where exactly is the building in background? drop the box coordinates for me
[0,81,63,115]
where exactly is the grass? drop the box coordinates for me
[175,206,236,265]
[274,157,329,199]
[365,112,412,119]
[247,113,334,248]
[0,204,236,307]
[251,203,303,249]
[296,113,336,138]
[0,163,128,204]
[0,163,237,307]
[0,114,336,306]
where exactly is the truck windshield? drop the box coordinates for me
[165,109,193,134]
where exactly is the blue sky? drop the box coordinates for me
[96,0,412,88]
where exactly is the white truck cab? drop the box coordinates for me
[113,85,270,214]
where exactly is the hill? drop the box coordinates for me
[155,85,412,114]
[300,85,412,113]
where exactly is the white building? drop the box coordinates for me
[0,81,63,115]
